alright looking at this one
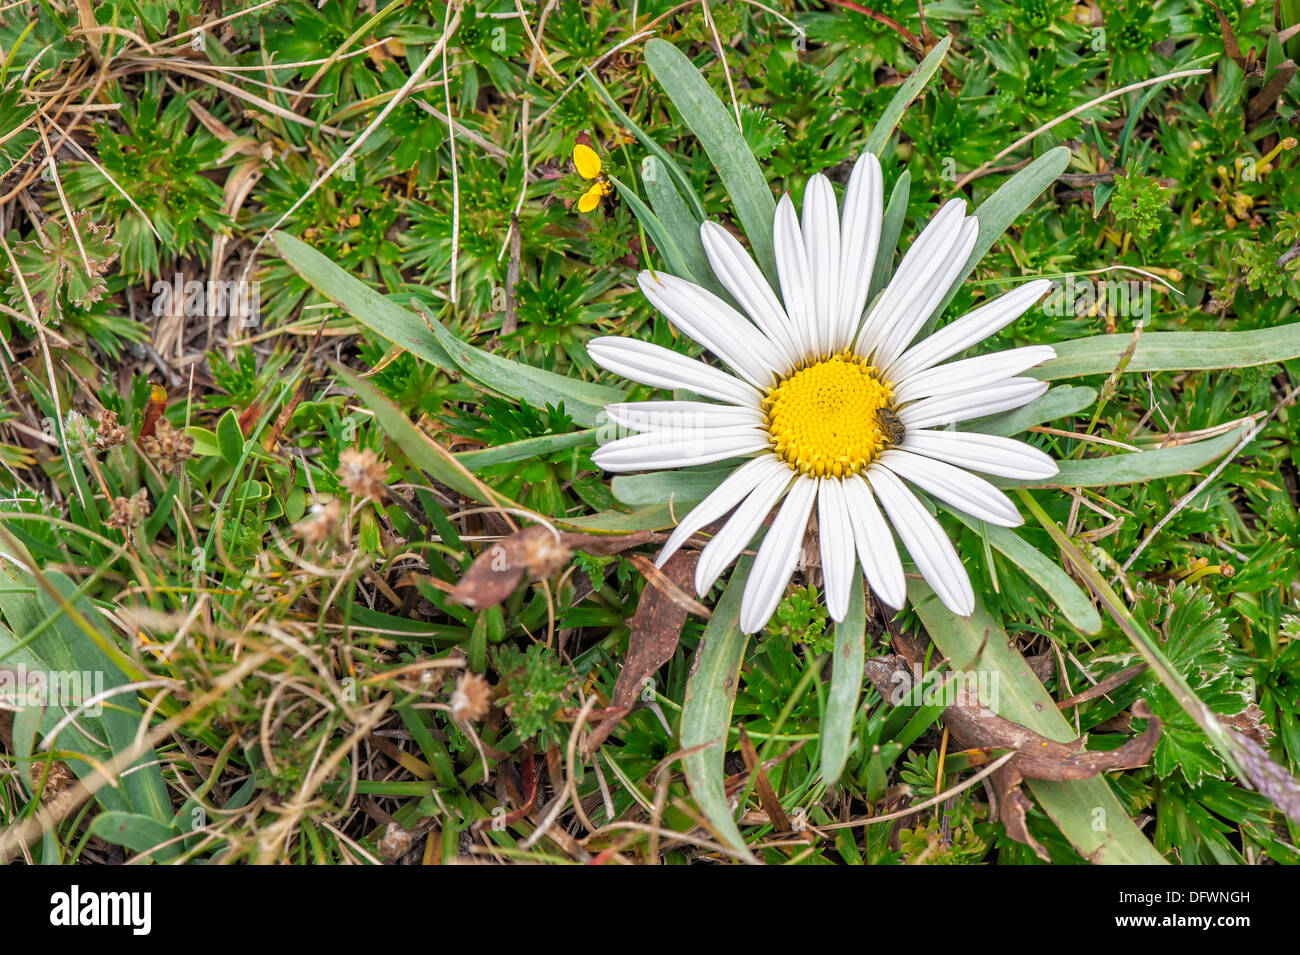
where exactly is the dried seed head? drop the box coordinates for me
[337,448,387,502]
[106,488,151,530]
[521,527,572,580]
[377,822,414,861]
[92,409,127,451]
[141,419,194,475]
[293,498,341,545]
[450,671,491,722]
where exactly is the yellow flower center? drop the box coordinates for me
[763,351,895,478]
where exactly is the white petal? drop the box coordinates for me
[773,193,818,358]
[638,271,784,388]
[604,400,765,433]
[817,477,856,621]
[854,199,969,360]
[885,279,1051,381]
[867,465,974,615]
[696,464,795,594]
[699,221,803,370]
[836,153,883,346]
[801,174,841,360]
[898,377,1048,429]
[900,429,1060,480]
[587,337,762,408]
[740,475,817,633]
[893,346,1057,403]
[656,455,787,567]
[591,427,769,472]
[877,448,1022,527]
[869,216,979,371]
[841,475,906,609]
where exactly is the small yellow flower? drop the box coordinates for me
[573,142,612,213]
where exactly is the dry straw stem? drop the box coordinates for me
[239,5,464,282]
[955,67,1214,189]
[1120,382,1300,572]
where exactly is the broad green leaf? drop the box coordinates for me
[87,811,179,856]
[864,36,952,155]
[216,409,243,468]
[681,557,756,861]
[946,509,1102,633]
[583,66,707,221]
[558,503,677,533]
[272,230,456,368]
[645,39,777,284]
[641,166,729,300]
[1034,323,1300,380]
[911,582,1167,864]
[608,176,696,282]
[273,231,622,427]
[611,464,731,508]
[0,566,177,856]
[1023,424,1247,488]
[922,147,1072,338]
[424,315,621,428]
[820,577,867,785]
[456,429,595,470]
[967,384,1097,437]
[869,170,911,302]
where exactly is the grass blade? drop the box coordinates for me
[864,36,952,156]
[922,147,1072,338]
[645,39,777,284]
[910,582,1167,864]
[946,510,1102,633]
[680,557,756,861]
[1034,324,1300,379]
[868,170,911,301]
[1027,425,1247,488]
[820,577,867,785]
[274,230,622,426]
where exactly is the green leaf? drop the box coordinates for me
[1016,489,1249,782]
[272,230,455,368]
[216,409,243,468]
[273,231,622,427]
[87,811,179,856]
[820,577,867,785]
[608,175,696,282]
[424,312,621,428]
[910,582,1167,864]
[869,170,911,302]
[583,66,707,221]
[0,566,178,856]
[967,384,1097,437]
[681,557,756,861]
[456,429,595,470]
[640,166,728,299]
[1034,324,1300,380]
[923,147,1072,338]
[645,39,777,284]
[946,510,1102,633]
[864,36,952,156]
[611,464,732,508]
[558,503,677,533]
[1024,425,1247,488]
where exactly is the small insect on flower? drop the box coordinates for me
[876,407,905,447]
[573,142,613,213]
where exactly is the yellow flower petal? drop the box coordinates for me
[573,143,603,180]
[577,183,604,213]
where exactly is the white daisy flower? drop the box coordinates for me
[589,153,1059,634]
